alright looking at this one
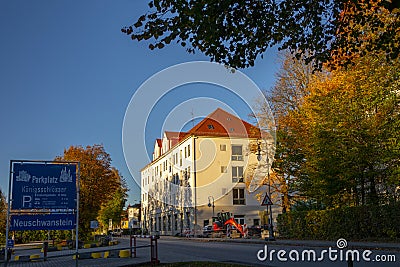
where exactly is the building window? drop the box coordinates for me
[231,145,243,161]
[233,188,245,205]
[188,145,191,157]
[207,124,214,129]
[187,166,191,178]
[185,147,187,158]
[232,166,244,183]
[220,144,226,151]
[203,219,210,227]
[221,166,227,173]
[253,219,260,226]
[180,150,182,166]
[234,215,245,225]
[168,215,171,231]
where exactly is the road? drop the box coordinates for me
[3,236,399,267]
[156,237,399,267]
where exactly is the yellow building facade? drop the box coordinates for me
[141,108,276,236]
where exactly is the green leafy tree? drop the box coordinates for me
[122,0,399,69]
[55,145,128,239]
[97,186,128,231]
[296,54,400,207]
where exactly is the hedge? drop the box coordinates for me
[277,202,400,240]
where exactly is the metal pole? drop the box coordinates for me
[129,234,132,258]
[169,207,174,236]
[134,235,137,258]
[267,147,275,241]
[155,236,159,264]
[150,236,154,263]
[43,241,48,261]
[193,137,197,237]
[75,162,80,267]
[208,196,215,217]
[5,160,13,264]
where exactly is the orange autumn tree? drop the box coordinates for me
[55,144,127,238]
[247,51,320,212]
[246,2,399,218]
[294,53,400,208]
[259,46,399,211]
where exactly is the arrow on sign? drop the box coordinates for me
[261,193,273,206]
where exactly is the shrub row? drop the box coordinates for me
[277,202,400,240]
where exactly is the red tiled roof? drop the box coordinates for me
[156,139,162,147]
[164,131,187,146]
[186,108,261,138]
[144,108,263,167]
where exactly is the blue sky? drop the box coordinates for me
[0,0,279,205]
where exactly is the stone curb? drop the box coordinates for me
[166,236,400,251]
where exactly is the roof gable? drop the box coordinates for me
[187,108,260,138]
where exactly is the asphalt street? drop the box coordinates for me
[2,236,399,267]
[157,237,400,267]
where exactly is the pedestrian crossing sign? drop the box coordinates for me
[261,193,273,206]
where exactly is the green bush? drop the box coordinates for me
[277,202,400,241]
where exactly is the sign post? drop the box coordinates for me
[261,193,273,206]
[11,163,77,210]
[6,239,14,249]
[5,160,79,263]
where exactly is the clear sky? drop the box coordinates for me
[0,0,279,205]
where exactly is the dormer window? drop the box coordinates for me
[208,124,214,129]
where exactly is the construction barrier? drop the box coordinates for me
[6,235,160,265]
[131,235,160,264]
[14,254,41,262]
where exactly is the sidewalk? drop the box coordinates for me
[164,235,400,251]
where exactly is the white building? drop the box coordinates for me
[141,108,276,235]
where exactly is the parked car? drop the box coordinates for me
[111,228,122,237]
[202,225,213,237]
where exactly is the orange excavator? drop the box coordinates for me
[212,211,244,236]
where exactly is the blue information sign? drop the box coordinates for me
[7,239,14,248]
[12,163,77,210]
[10,214,76,231]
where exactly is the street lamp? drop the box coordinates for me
[257,140,275,241]
[207,196,215,217]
